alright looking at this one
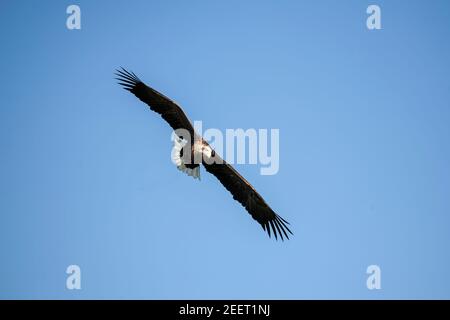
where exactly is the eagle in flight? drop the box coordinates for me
[116,68,292,240]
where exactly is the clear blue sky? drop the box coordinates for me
[1,0,449,299]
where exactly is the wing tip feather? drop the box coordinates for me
[262,214,292,241]
[115,67,142,91]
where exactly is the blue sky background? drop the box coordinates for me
[1,0,449,299]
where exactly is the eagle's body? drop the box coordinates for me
[172,137,212,179]
[116,68,292,240]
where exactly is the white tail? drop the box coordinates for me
[177,164,200,180]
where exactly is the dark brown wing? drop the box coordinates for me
[116,68,195,136]
[203,154,292,241]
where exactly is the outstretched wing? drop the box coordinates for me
[203,154,293,241]
[116,68,195,136]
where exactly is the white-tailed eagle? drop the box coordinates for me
[116,68,292,240]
